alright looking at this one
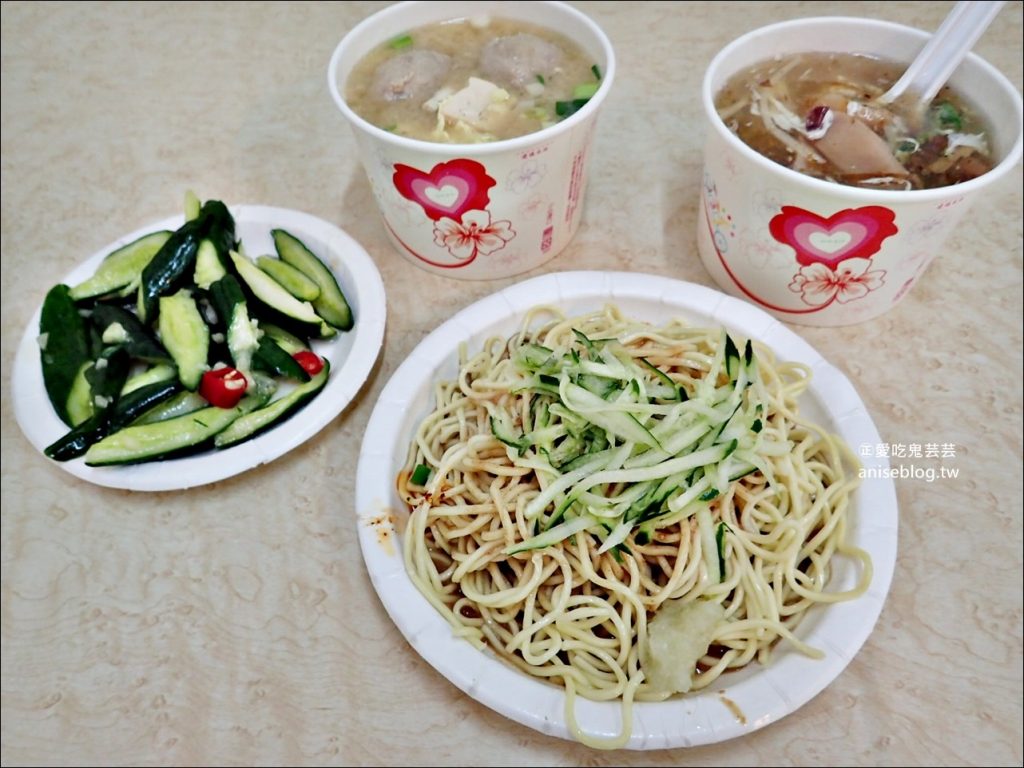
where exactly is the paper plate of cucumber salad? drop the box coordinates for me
[11,194,386,491]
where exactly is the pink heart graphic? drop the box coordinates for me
[769,206,898,268]
[393,159,496,223]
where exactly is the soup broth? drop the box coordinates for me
[714,52,995,190]
[345,16,599,144]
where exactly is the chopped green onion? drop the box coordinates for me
[573,82,599,100]
[410,463,431,486]
[935,102,962,131]
[591,64,602,80]
[389,33,413,49]
[555,98,590,118]
[558,75,602,119]
[536,74,546,85]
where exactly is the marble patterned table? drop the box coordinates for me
[2,2,1021,765]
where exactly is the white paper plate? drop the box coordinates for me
[355,271,897,749]
[13,205,386,491]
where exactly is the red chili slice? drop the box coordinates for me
[292,350,324,376]
[199,366,248,408]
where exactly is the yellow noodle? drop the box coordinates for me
[397,305,871,748]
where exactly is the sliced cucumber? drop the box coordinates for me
[256,256,320,301]
[45,379,183,462]
[515,343,556,372]
[69,231,172,301]
[252,336,310,381]
[137,200,235,323]
[121,363,177,395]
[194,238,228,290]
[184,190,201,222]
[37,196,350,468]
[137,221,203,323]
[83,396,261,466]
[229,250,334,339]
[506,514,597,555]
[157,290,209,390]
[272,229,353,331]
[260,323,309,355]
[214,361,329,448]
[91,303,169,362]
[66,362,95,426]
[39,284,92,426]
[85,347,131,415]
[131,390,208,425]
[638,357,683,401]
[209,275,259,373]
[490,407,528,454]
[562,381,661,448]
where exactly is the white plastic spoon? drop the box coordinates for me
[878,0,1006,116]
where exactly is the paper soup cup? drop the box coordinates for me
[328,1,615,280]
[698,17,1023,326]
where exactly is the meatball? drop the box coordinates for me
[371,49,452,102]
[480,33,563,89]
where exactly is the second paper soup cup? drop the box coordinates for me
[698,16,1023,327]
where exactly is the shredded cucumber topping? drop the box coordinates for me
[482,326,766,554]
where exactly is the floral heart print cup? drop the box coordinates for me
[699,17,1023,326]
[329,1,615,280]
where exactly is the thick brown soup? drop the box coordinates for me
[345,16,599,144]
[714,52,995,190]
